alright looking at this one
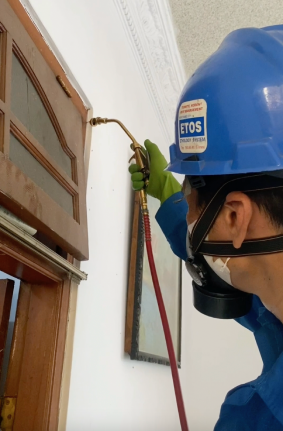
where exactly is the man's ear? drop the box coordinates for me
[223,192,253,249]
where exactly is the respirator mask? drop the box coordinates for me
[188,220,232,286]
[184,173,283,319]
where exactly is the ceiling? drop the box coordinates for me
[168,0,283,79]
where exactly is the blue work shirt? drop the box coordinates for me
[155,192,283,430]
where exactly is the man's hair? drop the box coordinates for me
[188,174,283,230]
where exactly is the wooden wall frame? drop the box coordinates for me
[0,0,90,261]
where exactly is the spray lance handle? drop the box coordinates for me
[129,144,150,185]
[89,117,150,213]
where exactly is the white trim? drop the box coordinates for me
[114,0,186,144]
[0,215,87,283]
[19,0,92,110]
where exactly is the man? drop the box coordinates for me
[129,26,283,429]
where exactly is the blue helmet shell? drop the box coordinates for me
[167,26,283,176]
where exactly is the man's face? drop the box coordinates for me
[183,179,283,321]
[181,179,202,226]
[183,182,281,296]
[185,188,201,226]
[184,187,235,243]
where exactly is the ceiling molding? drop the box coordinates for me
[114,0,186,143]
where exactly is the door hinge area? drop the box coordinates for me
[0,397,16,431]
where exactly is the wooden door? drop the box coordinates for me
[0,278,72,431]
[0,223,82,430]
[0,279,14,377]
[2,282,56,430]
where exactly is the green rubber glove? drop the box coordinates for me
[128,139,181,205]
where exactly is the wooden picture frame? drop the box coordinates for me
[125,193,182,366]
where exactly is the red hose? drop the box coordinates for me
[143,213,189,431]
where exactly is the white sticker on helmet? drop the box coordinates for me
[178,99,207,153]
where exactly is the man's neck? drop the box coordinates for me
[256,253,283,323]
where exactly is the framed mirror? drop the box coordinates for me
[125,193,182,366]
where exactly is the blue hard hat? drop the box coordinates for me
[167,25,283,176]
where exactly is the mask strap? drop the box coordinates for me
[220,257,230,272]
[199,234,283,257]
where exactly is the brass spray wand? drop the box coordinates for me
[89,117,189,431]
[89,117,150,214]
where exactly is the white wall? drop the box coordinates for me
[24,1,262,430]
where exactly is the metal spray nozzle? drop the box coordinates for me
[89,116,149,212]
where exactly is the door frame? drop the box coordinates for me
[0,215,86,430]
